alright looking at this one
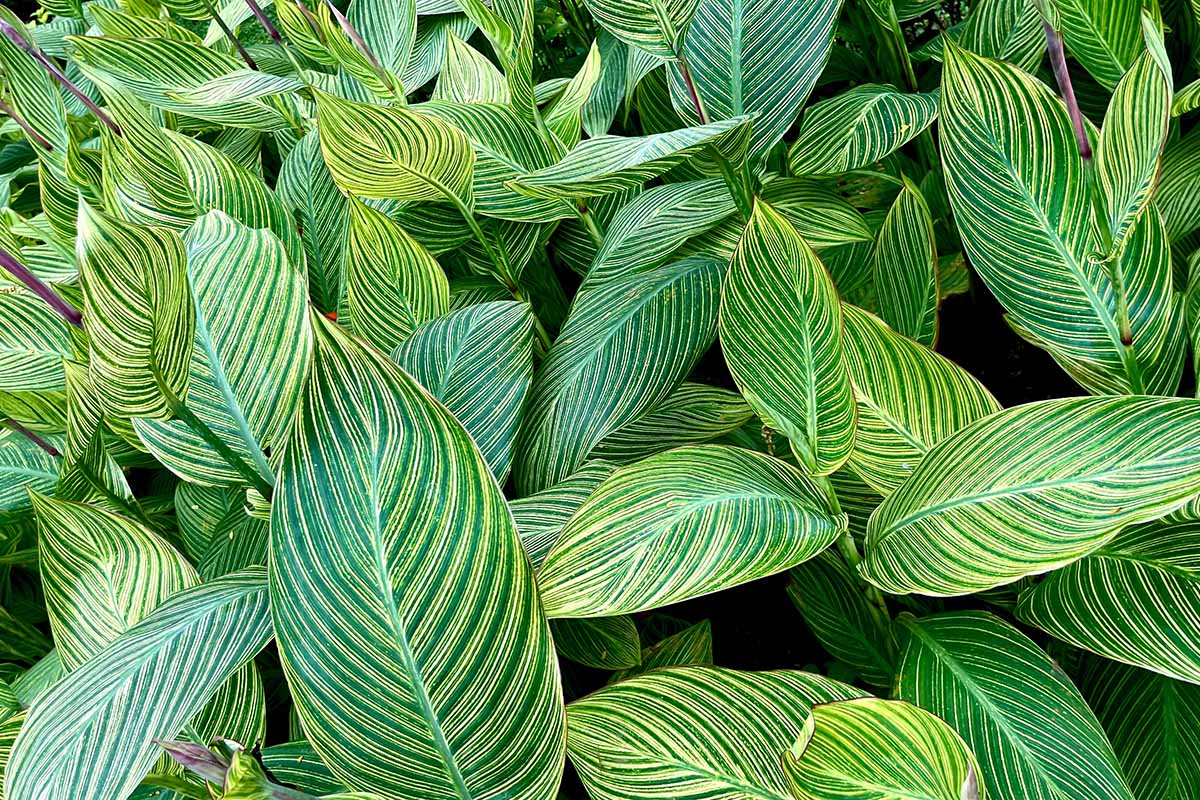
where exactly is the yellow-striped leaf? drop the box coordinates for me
[719,200,856,476]
[551,616,641,670]
[508,461,616,568]
[537,444,845,617]
[433,31,509,104]
[862,396,1200,596]
[567,667,863,800]
[1055,0,1143,89]
[582,0,698,59]
[874,177,938,346]
[269,317,564,799]
[0,292,73,394]
[591,382,752,464]
[784,697,982,800]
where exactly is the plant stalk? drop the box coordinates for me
[3,418,60,456]
[200,0,259,69]
[322,0,403,102]
[819,477,892,628]
[0,246,83,327]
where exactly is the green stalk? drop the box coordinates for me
[677,51,755,219]
[818,476,892,630]
[862,1,937,169]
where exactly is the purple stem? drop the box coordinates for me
[0,246,83,327]
[200,0,259,69]
[1043,21,1091,161]
[321,0,397,95]
[156,741,230,784]
[0,20,122,136]
[244,0,282,42]
[4,419,60,457]
[0,95,53,151]
[294,0,325,40]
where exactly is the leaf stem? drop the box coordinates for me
[321,0,404,102]
[0,94,53,151]
[571,200,605,248]
[0,245,83,327]
[3,418,60,456]
[201,0,259,69]
[675,51,708,124]
[818,476,892,627]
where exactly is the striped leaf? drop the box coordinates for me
[896,611,1133,800]
[545,41,603,147]
[313,89,475,205]
[508,117,751,200]
[874,177,938,346]
[0,429,59,526]
[132,212,311,488]
[610,619,713,682]
[1097,31,1173,255]
[390,301,535,484]
[591,382,752,464]
[788,85,938,176]
[508,461,616,568]
[862,396,1200,596]
[0,292,72,394]
[567,667,863,800]
[0,9,69,158]
[402,13,477,91]
[1015,519,1200,684]
[1078,656,1200,800]
[276,129,351,314]
[434,32,509,104]
[677,0,842,158]
[269,317,564,800]
[261,741,345,795]
[954,0,1044,71]
[4,569,271,800]
[76,201,194,422]
[757,179,874,249]
[940,42,1179,395]
[788,552,897,688]
[784,697,982,800]
[551,616,641,670]
[719,200,856,476]
[1158,128,1200,244]
[537,444,845,617]
[582,0,698,59]
[841,304,999,496]
[1055,0,1143,89]
[513,256,721,494]
[345,198,449,354]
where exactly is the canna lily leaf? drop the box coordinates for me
[545,41,603,147]
[537,444,845,617]
[582,0,699,60]
[567,667,863,800]
[896,611,1133,800]
[433,31,509,104]
[719,199,856,476]
[862,396,1200,596]
[508,460,617,568]
[1054,0,1144,89]
[269,317,564,800]
[0,430,59,525]
[551,616,641,670]
[873,177,938,346]
[1016,519,1200,684]
[610,619,713,681]
[0,291,73,394]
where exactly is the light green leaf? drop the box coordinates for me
[568,667,863,800]
[345,198,449,353]
[788,85,938,176]
[4,569,271,800]
[349,0,418,75]
[1055,0,1143,89]
[611,619,713,682]
[862,396,1200,596]
[591,382,752,464]
[581,32,626,137]
[0,292,72,394]
[873,177,938,346]
[403,13,477,90]
[132,212,311,488]
[537,444,844,617]
[1078,657,1200,800]
[757,179,874,249]
[841,304,999,496]
[545,41,602,147]
[507,116,751,200]
[896,611,1133,800]
[551,616,641,670]
[784,697,982,800]
[269,317,564,800]
[433,31,510,104]
[513,256,721,494]
[508,461,616,568]
[0,423,58,521]
[391,301,534,484]
[1016,519,1200,684]
[582,0,698,59]
[719,200,856,476]
[76,201,194,422]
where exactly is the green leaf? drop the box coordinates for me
[391,301,535,484]
[551,616,641,670]
[537,444,844,617]
[76,201,194,421]
[261,741,345,796]
[784,697,982,800]
[841,304,999,496]
[757,179,874,249]
[131,211,311,488]
[896,611,1133,800]
[1158,128,1200,244]
[788,85,938,176]
[514,256,721,494]
[1077,657,1200,800]
[940,42,1179,395]
[434,31,510,103]
[1015,519,1200,684]
[719,200,856,476]
[862,396,1200,596]
[874,177,938,346]
[581,0,698,59]
[0,291,73,394]
[788,552,896,688]
[508,461,616,568]
[1055,0,1143,89]
[507,117,751,200]
[344,198,449,353]
[269,317,564,800]
[678,0,842,158]
[313,89,475,205]
[545,41,602,147]
[4,570,271,800]
[611,619,713,681]
[591,382,752,464]
[567,667,863,800]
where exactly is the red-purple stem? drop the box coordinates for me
[244,0,282,42]
[0,95,53,151]
[1043,21,1091,161]
[322,0,396,95]
[3,419,60,457]
[0,20,122,136]
[0,246,83,327]
[200,0,259,68]
[294,0,325,40]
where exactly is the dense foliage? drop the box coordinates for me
[0,0,1199,797]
